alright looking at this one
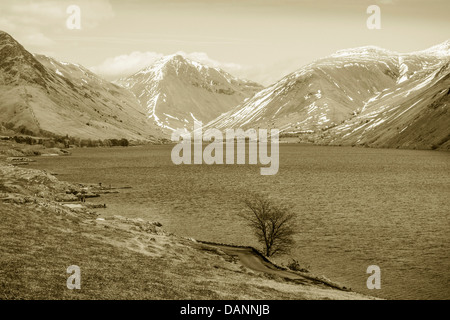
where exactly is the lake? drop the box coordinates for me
[28,144,450,300]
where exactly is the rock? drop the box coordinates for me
[6,157,35,165]
[4,150,25,157]
[56,193,78,202]
[63,204,85,209]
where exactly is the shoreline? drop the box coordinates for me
[0,161,377,300]
[6,144,450,299]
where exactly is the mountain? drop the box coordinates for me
[117,54,263,131]
[0,31,161,141]
[319,61,450,149]
[2,29,447,148]
[206,46,400,132]
[205,42,449,149]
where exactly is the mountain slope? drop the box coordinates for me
[206,44,448,138]
[320,61,450,149]
[117,54,263,131]
[0,31,161,140]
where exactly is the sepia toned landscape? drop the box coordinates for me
[0,0,449,302]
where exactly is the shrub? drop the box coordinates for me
[240,193,297,257]
[286,258,310,273]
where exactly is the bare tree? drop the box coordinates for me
[240,193,297,257]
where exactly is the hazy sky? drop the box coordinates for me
[0,0,448,85]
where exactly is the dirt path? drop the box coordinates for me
[203,243,348,290]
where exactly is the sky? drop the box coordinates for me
[0,0,449,85]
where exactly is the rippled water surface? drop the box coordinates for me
[29,145,450,299]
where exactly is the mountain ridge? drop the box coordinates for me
[117,54,263,132]
[1,29,448,149]
[0,30,163,141]
[205,41,449,150]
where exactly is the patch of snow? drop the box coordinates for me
[190,112,199,122]
[397,56,409,84]
[391,99,423,121]
[365,118,386,130]
[307,102,318,114]
[163,113,179,120]
[315,90,322,99]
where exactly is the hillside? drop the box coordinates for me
[206,42,449,149]
[0,31,162,141]
[117,54,263,132]
[320,62,450,149]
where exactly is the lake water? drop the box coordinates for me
[28,144,450,300]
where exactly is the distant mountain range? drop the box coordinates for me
[206,42,449,149]
[0,30,448,149]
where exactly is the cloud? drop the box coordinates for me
[0,16,17,31]
[90,50,247,80]
[0,0,114,48]
[90,51,165,79]
[10,1,65,21]
[176,51,247,77]
[5,0,114,28]
[22,32,56,47]
[90,50,303,86]
[176,51,303,86]
[76,0,115,29]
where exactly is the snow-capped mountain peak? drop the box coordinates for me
[415,40,450,57]
[117,54,263,131]
[206,41,449,141]
[331,45,397,58]
[134,54,189,77]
